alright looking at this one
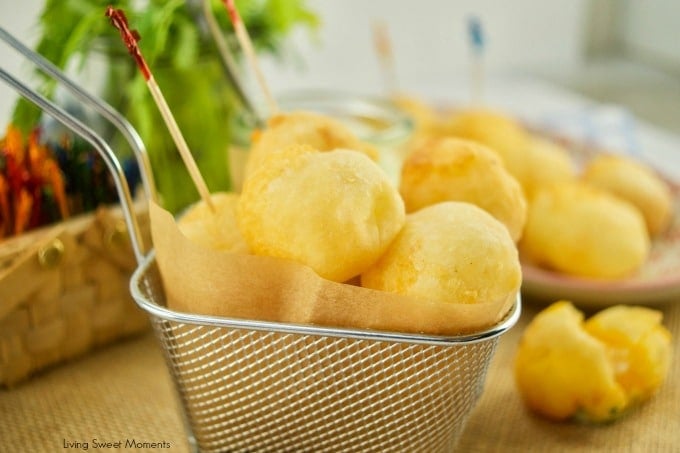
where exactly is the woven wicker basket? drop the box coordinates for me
[0,203,150,387]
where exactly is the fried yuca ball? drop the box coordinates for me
[444,108,530,183]
[583,154,673,236]
[177,192,248,253]
[520,137,575,200]
[238,145,405,282]
[244,111,379,179]
[361,202,521,305]
[520,182,650,279]
[515,301,672,423]
[400,137,527,242]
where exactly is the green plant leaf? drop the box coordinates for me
[266,0,319,33]
[8,0,319,212]
[172,20,200,69]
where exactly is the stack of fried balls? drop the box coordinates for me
[177,110,525,312]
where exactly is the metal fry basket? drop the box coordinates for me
[131,254,520,453]
[2,28,521,453]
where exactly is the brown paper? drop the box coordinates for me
[149,201,515,335]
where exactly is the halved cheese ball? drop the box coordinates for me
[361,201,521,305]
[238,145,405,282]
[515,301,672,422]
[584,305,672,404]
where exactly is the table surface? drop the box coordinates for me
[2,79,680,452]
[1,299,678,452]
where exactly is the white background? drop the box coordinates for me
[0,0,678,126]
[0,0,590,125]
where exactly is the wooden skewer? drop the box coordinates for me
[201,0,262,124]
[222,0,279,116]
[372,20,398,96]
[105,6,215,212]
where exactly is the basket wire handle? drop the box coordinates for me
[0,27,157,204]
[0,30,149,263]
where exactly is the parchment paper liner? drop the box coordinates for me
[150,201,516,335]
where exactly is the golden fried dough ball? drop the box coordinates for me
[361,201,521,305]
[520,182,650,279]
[444,108,531,182]
[238,145,405,282]
[399,137,527,242]
[515,301,672,423]
[177,192,248,253]
[244,111,379,179]
[520,137,575,200]
[582,154,673,236]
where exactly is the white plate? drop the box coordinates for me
[520,138,680,308]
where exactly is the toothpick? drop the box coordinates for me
[223,0,279,116]
[467,16,485,106]
[372,20,398,96]
[105,6,215,212]
[201,0,262,125]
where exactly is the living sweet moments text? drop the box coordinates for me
[63,438,172,450]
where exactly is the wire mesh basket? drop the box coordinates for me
[132,254,520,453]
[2,28,521,452]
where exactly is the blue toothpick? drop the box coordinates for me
[468,16,485,56]
[467,15,486,105]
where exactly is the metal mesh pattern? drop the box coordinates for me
[133,262,507,453]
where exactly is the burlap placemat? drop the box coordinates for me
[0,332,187,452]
[1,301,678,452]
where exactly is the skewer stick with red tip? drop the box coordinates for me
[223,0,278,116]
[372,20,398,96]
[105,6,215,212]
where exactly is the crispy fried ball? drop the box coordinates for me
[520,137,575,200]
[177,192,248,253]
[583,154,673,236]
[400,137,527,242]
[244,111,379,179]
[361,201,521,305]
[238,145,405,282]
[515,301,672,422]
[444,108,531,183]
[520,182,650,279]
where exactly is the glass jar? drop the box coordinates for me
[228,90,414,191]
